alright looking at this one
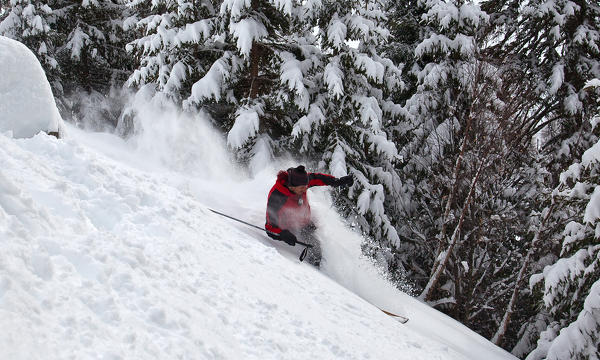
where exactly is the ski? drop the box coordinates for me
[379,308,409,324]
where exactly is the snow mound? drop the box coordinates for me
[0,36,63,138]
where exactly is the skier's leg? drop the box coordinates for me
[299,223,321,267]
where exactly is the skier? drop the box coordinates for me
[265,165,353,266]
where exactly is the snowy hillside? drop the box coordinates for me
[0,115,517,360]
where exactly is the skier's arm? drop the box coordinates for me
[265,189,287,237]
[308,173,354,188]
[307,173,337,187]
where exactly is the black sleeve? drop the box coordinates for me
[308,172,337,187]
[266,189,287,234]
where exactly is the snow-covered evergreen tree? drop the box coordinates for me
[481,0,600,355]
[127,0,321,172]
[54,0,133,94]
[483,0,600,184]
[527,81,600,359]
[387,0,564,348]
[199,0,321,170]
[379,0,427,103]
[125,0,219,104]
[393,0,491,299]
[57,0,134,127]
[286,0,404,254]
[0,0,60,92]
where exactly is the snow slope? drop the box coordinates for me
[0,107,517,359]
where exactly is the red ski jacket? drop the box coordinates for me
[265,170,336,236]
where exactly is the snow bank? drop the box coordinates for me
[0,129,456,360]
[0,36,63,138]
[0,98,515,359]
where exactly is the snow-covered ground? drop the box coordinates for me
[0,36,516,360]
[0,117,516,360]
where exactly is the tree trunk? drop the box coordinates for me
[249,41,262,99]
[248,0,262,99]
[420,154,487,301]
[491,205,554,346]
[434,114,474,257]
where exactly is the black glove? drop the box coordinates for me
[279,230,297,246]
[335,175,354,187]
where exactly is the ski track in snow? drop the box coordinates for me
[0,125,516,360]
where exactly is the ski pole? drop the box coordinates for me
[209,208,264,231]
[208,208,313,261]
